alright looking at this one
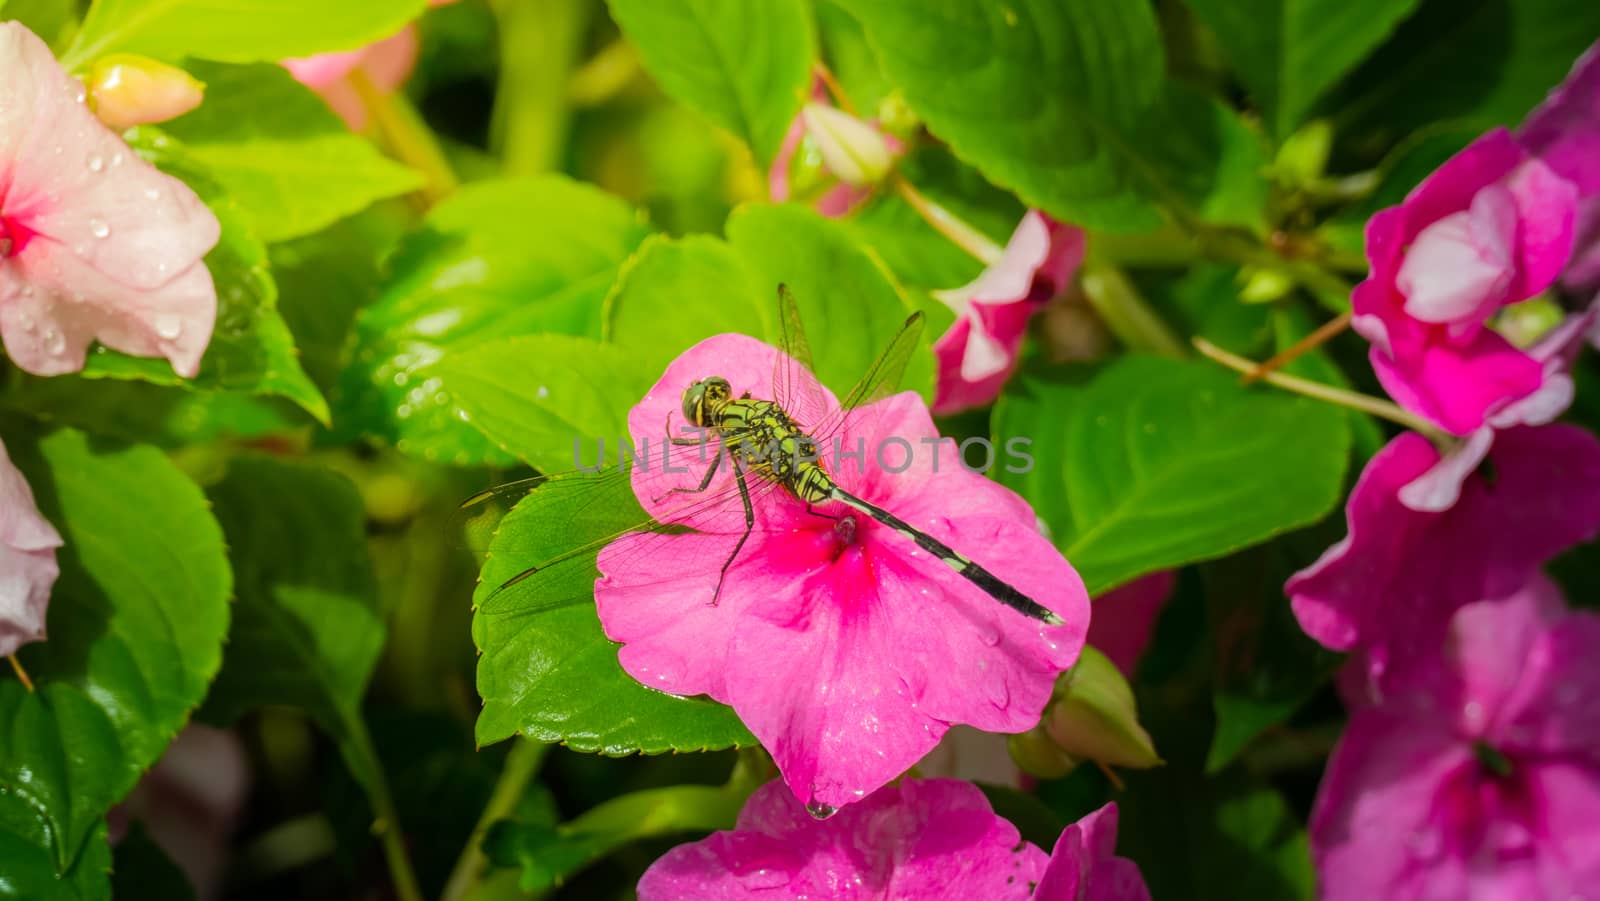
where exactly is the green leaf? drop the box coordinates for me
[473,473,755,754]
[63,0,425,68]
[1184,0,1424,136]
[1329,0,1600,149]
[724,204,934,404]
[435,336,652,475]
[339,175,651,466]
[4,375,307,448]
[163,63,421,243]
[200,457,382,749]
[78,128,329,423]
[109,822,195,901]
[994,356,1350,594]
[837,0,1173,231]
[605,0,814,162]
[1,0,79,47]
[0,425,230,886]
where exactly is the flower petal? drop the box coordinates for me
[0,433,62,658]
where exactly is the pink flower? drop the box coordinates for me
[596,334,1088,811]
[1286,425,1600,691]
[0,433,62,658]
[638,780,1148,901]
[282,28,418,130]
[1352,128,1578,434]
[1310,579,1600,899]
[1520,39,1600,292]
[932,212,1086,414]
[0,22,219,378]
[1084,570,1176,677]
[111,724,250,900]
[1035,803,1151,901]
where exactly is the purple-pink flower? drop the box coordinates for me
[0,22,219,378]
[1035,802,1151,901]
[1286,425,1600,692]
[932,212,1085,414]
[0,432,61,658]
[595,334,1088,811]
[1352,128,1577,435]
[637,779,1148,901]
[1520,39,1600,293]
[1311,579,1600,899]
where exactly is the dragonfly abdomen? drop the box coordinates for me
[830,488,1064,626]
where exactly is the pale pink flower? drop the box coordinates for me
[1352,128,1577,434]
[0,22,219,378]
[1084,570,1176,677]
[1311,579,1600,900]
[0,433,62,658]
[1035,803,1151,901]
[1520,39,1600,293]
[596,334,1088,811]
[932,212,1086,414]
[281,0,456,129]
[1286,425,1600,692]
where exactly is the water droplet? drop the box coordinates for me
[17,312,35,333]
[1463,700,1487,733]
[73,86,86,104]
[89,218,110,239]
[51,143,63,156]
[396,403,414,419]
[42,328,65,355]
[145,187,161,201]
[985,677,1010,710]
[392,371,410,387]
[536,385,550,400]
[153,314,183,340]
[87,154,104,172]
[805,799,837,820]
[977,620,1002,646]
[110,151,124,167]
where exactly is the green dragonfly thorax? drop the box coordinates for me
[680,376,836,505]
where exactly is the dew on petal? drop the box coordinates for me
[805,799,837,819]
[153,314,183,341]
[89,218,110,238]
[42,328,65,355]
[86,153,104,172]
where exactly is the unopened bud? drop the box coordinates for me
[800,103,897,187]
[1008,724,1076,780]
[86,55,205,131]
[1043,646,1161,770]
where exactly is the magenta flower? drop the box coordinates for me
[1520,39,1600,292]
[0,22,219,378]
[1311,579,1600,899]
[1035,803,1151,901]
[1352,128,1578,434]
[931,212,1086,414]
[1084,571,1176,677]
[1286,425,1600,691]
[596,334,1088,811]
[638,780,1148,901]
[0,433,62,658]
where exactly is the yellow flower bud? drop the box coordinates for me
[86,55,204,131]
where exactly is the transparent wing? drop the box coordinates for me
[806,310,927,445]
[770,284,834,432]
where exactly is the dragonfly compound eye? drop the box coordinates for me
[681,381,707,425]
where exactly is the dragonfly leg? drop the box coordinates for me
[652,444,723,505]
[711,455,756,606]
[804,503,839,521]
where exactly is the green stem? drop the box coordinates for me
[442,738,551,901]
[1078,262,1187,358]
[489,0,592,175]
[351,69,458,207]
[1193,337,1451,443]
[893,176,1005,266]
[344,724,425,901]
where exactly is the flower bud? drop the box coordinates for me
[1007,724,1076,780]
[1043,646,1161,770]
[86,55,204,130]
[800,103,897,187]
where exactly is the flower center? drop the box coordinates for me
[1423,743,1538,863]
[826,514,859,563]
[0,212,35,258]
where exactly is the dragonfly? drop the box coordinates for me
[466,285,1062,626]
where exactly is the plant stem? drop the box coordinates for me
[7,654,33,692]
[893,176,1004,265]
[1242,310,1352,384]
[344,725,425,901]
[442,738,551,901]
[350,69,458,207]
[1193,338,1450,442]
[1079,262,1188,358]
[489,0,592,175]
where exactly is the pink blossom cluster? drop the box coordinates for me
[1293,40,1600,897]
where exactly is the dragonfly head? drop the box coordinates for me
[682,376,732,427]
